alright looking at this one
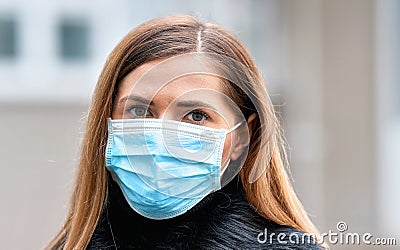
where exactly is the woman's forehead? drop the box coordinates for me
[117,60,226,105]
[121,74,223,96]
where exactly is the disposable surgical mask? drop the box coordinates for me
[105,118,242,220]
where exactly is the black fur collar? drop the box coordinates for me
[87,175,322,249]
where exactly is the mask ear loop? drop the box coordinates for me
[220,158,231,176]
[226,120,244,134]
[220,120,244,177]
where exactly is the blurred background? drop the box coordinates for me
[0,0,399,249]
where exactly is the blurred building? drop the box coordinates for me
[0,0,399,249]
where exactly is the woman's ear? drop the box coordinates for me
[230,113,258,161]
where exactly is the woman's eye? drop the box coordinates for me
[187,111,208,123]
[128,106,151,118]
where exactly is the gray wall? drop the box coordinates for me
[0,104,86,248]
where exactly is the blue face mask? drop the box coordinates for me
[105,118,242,220]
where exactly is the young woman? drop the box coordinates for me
[48,15,324,249]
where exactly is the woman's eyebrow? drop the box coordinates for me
[176,100,217,110]
[119,95,152,106]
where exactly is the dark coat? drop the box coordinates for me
[87,175,322,249]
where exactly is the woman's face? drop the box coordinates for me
[112,59,251,171]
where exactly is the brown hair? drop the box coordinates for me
[47,15,323,249]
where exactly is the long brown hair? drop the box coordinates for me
[47,15,322,249]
